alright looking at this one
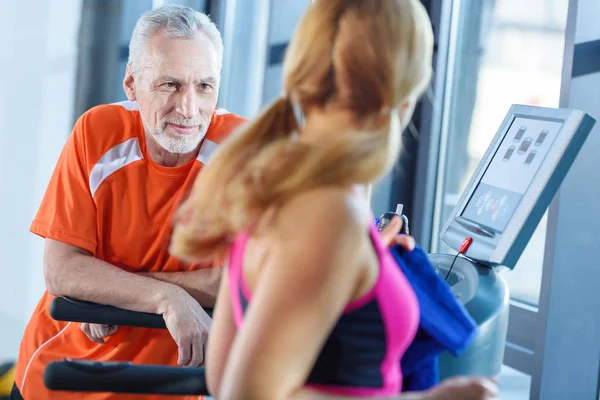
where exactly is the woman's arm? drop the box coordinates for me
[204,273,427,400]
[205,270,237,397]
[217,188,368,400]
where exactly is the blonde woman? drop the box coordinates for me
[171,0,498,399]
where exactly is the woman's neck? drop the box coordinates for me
[302,108,374,211]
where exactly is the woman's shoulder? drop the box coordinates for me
[262,186,370,248]
[251,186,371,286]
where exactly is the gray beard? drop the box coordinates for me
[152,125,208,154]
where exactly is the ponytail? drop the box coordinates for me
[170,96,399,264]
[170,96,299,263]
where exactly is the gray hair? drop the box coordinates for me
[128,4,223,73]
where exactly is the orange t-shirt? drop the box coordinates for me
[14,101,246,400]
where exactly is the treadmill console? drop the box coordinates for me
[440,105,595,268]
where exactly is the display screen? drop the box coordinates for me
[461,116,563,233]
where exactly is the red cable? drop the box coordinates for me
[444,237,473,282]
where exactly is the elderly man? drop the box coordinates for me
[12,5,244,400]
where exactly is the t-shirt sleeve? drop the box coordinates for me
[30,114,98,254]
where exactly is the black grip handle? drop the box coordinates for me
[50,297,214,328]
[50,297,167,329]
[44,359,209,395]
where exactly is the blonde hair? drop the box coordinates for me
[171,0,434,263]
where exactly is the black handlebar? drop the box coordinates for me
[50,297,213,329]
[50,297,168,329]
[44,359,209,395]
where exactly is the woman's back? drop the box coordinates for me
[225,187,420,397]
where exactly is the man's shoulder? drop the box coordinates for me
[206,108,247,144]
[75,101,143,162]
[80,101,140,131]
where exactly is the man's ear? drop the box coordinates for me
[123,64,137,101]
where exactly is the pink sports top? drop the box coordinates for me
[227,221,420,397]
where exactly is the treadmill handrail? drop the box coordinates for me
[50,297,213,329]
[44,360,209,395]
[50,297,214,329]
[50,297,201,329]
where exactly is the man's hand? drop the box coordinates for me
[380,214,416,251]
[159,286,212,367]
[80,323,118,344]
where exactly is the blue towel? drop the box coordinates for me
[390,244,478,392]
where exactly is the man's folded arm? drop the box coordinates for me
[138,268,222,308]
[44,238,183,315]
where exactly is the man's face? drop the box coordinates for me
[124,30,220,154]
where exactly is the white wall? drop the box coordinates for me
[0,0,81,361]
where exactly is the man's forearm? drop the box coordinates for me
[139,268,222,308]
[45,243,181,315]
